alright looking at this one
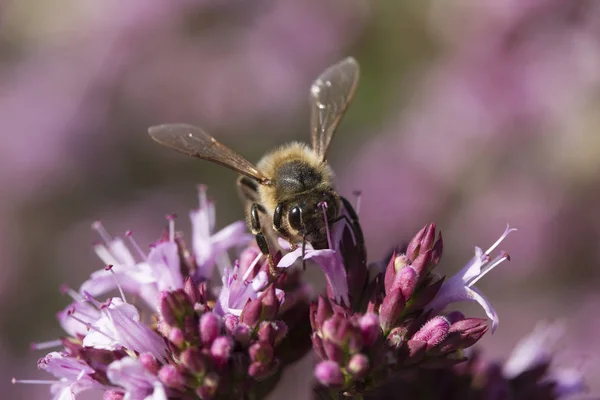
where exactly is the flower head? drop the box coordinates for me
[17,186,561,400]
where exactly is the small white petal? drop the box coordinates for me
[93,244,118,266]
[278,247,304,268]
[251,271,268,292]
[466,286,499,333]
[108,357,163,399]
[109,238,136,266]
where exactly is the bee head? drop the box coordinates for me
[286,192,339,248]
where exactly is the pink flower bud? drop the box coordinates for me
[359,313,381,347]
[234,324,252,346]
[210,336,233,366]
[258,284,279,320]
[139,353,159,375]
[249,342,274,364]
[168,327,185,348]
[199,312,221,347]
[315,360,344,387]
[180,348,207,375]
[158,365,186,389]
[184,277,201,304]
[347,353,370,379]
[412,316,450,350]
[223,314,239,335]
[379,288,406,332]
[311,296,333,331]
[196,372,219,399]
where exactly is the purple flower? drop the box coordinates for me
[503,321,586,398]
[37,352,103,400]
[81,222,183,308]
[214,259,270,317]
[427,225,516,333]
[106,357,167,400]
[190,185,250,280]
[21,182,584,400]
[80,297,169,362]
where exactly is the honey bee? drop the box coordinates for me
[148,57,364,264]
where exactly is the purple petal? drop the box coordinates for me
[305,250,349,306]
[57,301,101,337]
[147,242,183,292]
[107,357,164,399]
[278,247,304,268]
[466,287,499,334]
[38,352,94,380]
[105,303,169,361]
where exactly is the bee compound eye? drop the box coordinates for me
[288,206,302,231]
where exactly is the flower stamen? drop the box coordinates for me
[67,310,118,343]
[12,378,59,385]
[468,252,510,287]
[60,285,83,301]
[242,253,263,282]
[125,230,147,261]
[484,225,517,256]
[105,265,127,304]
[30,340,63,351]
[166,214,177,243]
[197,184,208,209]
[91,221,113,245]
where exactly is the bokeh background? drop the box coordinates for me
[2,0,600,398]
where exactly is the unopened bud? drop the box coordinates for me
[199,312,221,347]
[412,316,450,350]
[258,284,279,320]
[180,348,207,376]
[379,288,406,332]
[234,324,252,346]
[210,336,233,366]
[248,360,279,381]
[249,342,274,364]
[240,298,262,327]
[406,225,427,261]
[311,296,333,331]
[315,360,344,387]
[393,266,418,300]
[158,365,186,389]
[347,353,370,379]
[184,277,201,304]
[168,327,185,348]
[196,372,219,399]
[223,314,239,335]
[139,353,159,375]
[359,313,381,347]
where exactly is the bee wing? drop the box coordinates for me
[148,123,272,184]
[310,57,359,160]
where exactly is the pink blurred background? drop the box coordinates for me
[2,0,600,398]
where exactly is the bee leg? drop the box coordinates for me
[273,203,298,251]
[250,203,277,276]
